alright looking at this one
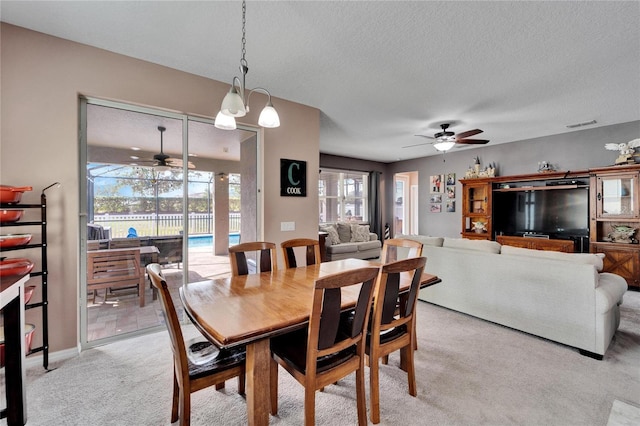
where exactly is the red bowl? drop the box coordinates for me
[0,323,35,367]
[0,258,35,277]
[0,209,23,223]
[0,185,32,204]
[0,233,32,248]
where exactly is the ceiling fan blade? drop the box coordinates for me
[166,157,196,169]
[456,139,490,145]
[403,141,432,149]
[455,129,483,139]
[414,134,435,139]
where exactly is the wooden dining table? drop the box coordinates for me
[180,258,440,426]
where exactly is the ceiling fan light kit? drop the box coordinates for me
[433,140,456,152]
[214,0,280,131]
[407,123,490,152]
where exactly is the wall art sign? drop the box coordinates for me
[280,158,307,197]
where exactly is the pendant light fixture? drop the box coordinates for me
[215,0,280,130]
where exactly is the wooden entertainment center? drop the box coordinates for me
[460,164,640,289]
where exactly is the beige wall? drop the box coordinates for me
[1,23,320,353]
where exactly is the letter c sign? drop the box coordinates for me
[280,159,307,197]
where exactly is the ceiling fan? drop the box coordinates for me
[404,123,490,152]
[142,126,195,170]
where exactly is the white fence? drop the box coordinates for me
[93,213,241,238]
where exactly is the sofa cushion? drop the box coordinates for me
[321,225,341,245]
[500,245,604,272]
[357,240,382,251]
[326,242,359,254]
[395,234,444,247]
[350,224,371,242]
[443,238,502,254]
[336,222,352,243]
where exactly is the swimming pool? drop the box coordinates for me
[188,233,240,248]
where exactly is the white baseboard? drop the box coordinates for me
[25,346,80,369]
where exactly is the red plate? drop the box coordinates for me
[0,234,32,248]
[0,210,23,223]
[0,258,35,277]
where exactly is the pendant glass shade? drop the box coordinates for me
[433,140,456,152]
[220,87,247,117]
[215,110,237,130]
[258,104,280,128]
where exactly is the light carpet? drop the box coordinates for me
[10,291,640,425]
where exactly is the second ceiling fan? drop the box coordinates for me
[404,123,490,152]
[143,126,195,170]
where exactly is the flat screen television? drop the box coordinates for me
[493,187,589,242]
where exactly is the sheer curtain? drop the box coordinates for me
[368,171,382,239]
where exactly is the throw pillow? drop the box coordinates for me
[336,222,352,243]
[321,225,341,246]
[350,224,371,242]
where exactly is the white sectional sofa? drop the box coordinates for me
[396,234,628,359]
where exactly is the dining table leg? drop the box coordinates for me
[246,338,271,426]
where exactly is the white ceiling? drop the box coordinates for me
[2,1,639,163]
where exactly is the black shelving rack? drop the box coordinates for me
[1,183,58,370]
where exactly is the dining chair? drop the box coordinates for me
[380,238,424,263]
[228,241,278,276]
[366,256,426,424]
[281,238,322,269]
[269,266,380,426]
[146,263,246,426]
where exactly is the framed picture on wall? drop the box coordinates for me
[446,185,455,199]
[446,173,456,185]
[430,203,442,213]
[446,200,456,212]
[430,174,444,193]
[430,194,442,203]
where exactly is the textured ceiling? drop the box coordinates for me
[2,1,639,163]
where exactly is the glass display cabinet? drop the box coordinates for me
[590,164,640,290]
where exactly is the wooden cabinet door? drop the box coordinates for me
[595,173,639,219]
[460,178,492,240]
[592,243,640,289]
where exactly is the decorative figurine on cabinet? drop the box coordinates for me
[605,138,640,165]
[603,224,637,244]
[472,221,487,233]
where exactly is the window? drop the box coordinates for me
[319,169,369,223]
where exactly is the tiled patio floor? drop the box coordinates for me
[86,247,231,342]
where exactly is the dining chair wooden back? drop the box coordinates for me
[380,238,424,263]
[269,266,380,426]
[228,241,278,276]
[146,263,246,426]
[281,238,322,269]
[366,256,426,424]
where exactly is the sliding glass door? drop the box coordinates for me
[80,98,259,347]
